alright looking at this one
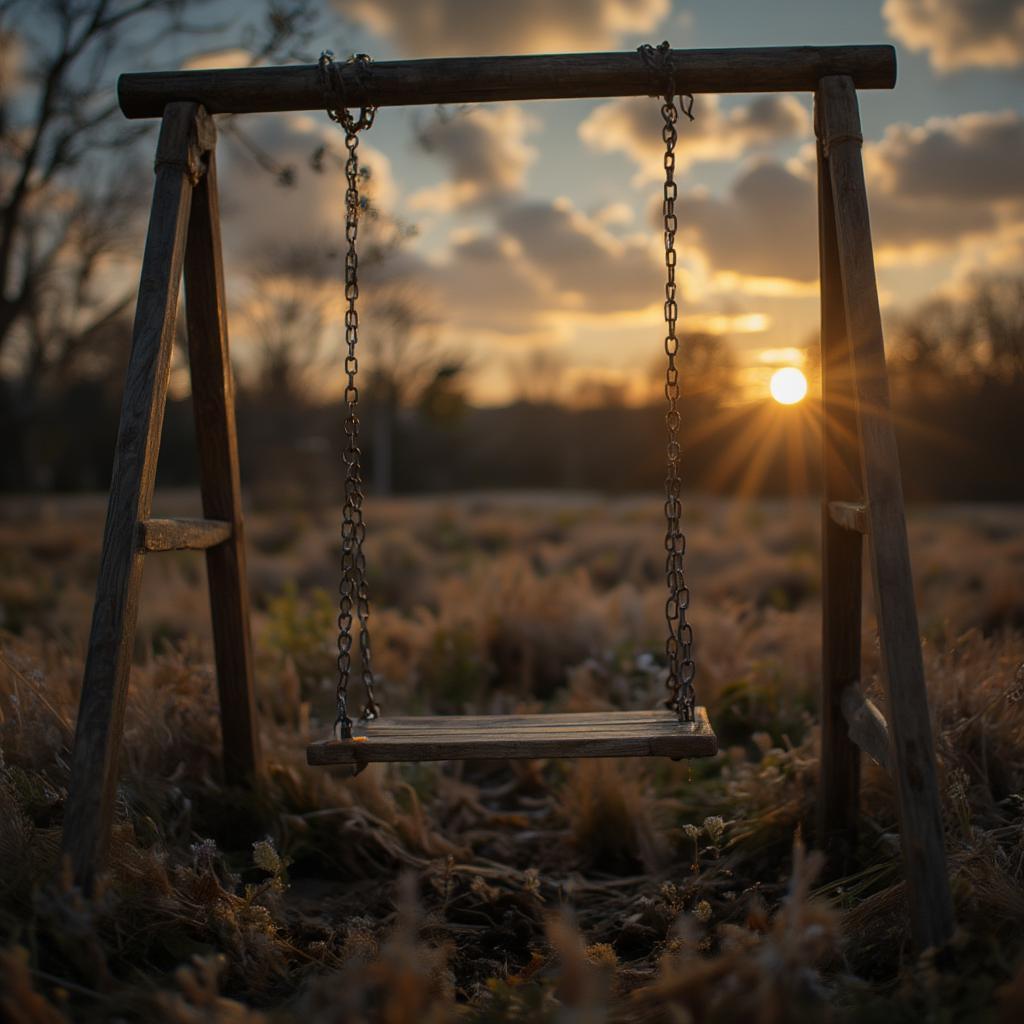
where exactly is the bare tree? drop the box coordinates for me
[241,246,336,398]
[506,347,569,405]
[893,274,1024,384]
[644,331,738,404]
[361,286,466,494]
[0,0,316,485]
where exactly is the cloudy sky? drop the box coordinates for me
[188,0,1024,403]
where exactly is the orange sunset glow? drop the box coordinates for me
[2,3,1023,1018]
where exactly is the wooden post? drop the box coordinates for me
[817,74,954,949]
[184,140,262,785]
[816,103,864,870]
[62,102,208,889]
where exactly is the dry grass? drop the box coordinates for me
[1,492,1023,1022]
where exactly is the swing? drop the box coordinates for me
[63,40,956,954]
[306,48,717,769]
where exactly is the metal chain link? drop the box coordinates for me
[319,51,380,740]
[642,43,698,723]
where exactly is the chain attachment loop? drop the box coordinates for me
[318,50,377,133]
[319,50,380,742]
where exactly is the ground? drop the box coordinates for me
[1,491,1023,1022]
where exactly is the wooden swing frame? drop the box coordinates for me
[62,45,955,951]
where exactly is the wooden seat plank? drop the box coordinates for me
[307,707,716,765]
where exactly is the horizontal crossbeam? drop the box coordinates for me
[138,516,232,551]
[118,45,896,119]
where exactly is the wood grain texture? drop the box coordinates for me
[841,685,892,775]
[62,102,200,890]
[118,45,896,118]
[184,137,262,785]
[819,74,954,950]
[827,500,868,534]
[816,124,866,872]
[138,516,231,551]
[307,708,717,765]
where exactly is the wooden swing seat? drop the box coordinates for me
[306,706,716,765]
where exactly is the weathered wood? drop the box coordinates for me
[819,74,954,950]
[118,45,896,118]
[307,708,717,765]
[828,500,868,534]
[841,685,892,774]
[816,127,865,870]
[138,516,232,552]
[62,102,206,891]
[184,139,262,786]
[342,708,679,729]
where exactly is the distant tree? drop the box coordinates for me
[970,275,1024,382]
[242,246,334,399]
[362,287,466,494]
[506,347,569,405]
[0,0,316,487]
[888,273,1024,500]
[893,274,1024,385]
[645,331,738,405]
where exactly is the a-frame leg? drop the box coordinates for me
[816,75,954,950]
[184,140,262,785]
[816,111,863,871]
[63,103,213,889]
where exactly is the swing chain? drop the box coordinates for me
[320,50,381,740]
[640,41,697,723]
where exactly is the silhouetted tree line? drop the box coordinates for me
[4,4,1018,505]
[2,275,1021,502]
[0,0,317,489]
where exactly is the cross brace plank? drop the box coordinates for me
[139,517,232,551]
[840,685,892,774]
[828,501,868,534]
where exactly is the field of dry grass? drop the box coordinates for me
[2,491,1023,1022]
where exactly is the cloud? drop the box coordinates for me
[866,110,1024,203]
[216,112,397,278]
[864,110,1023,258]
[410,105,539,212]
[214,115,666,346]
[497,197,661,313]
[0,28,23,100]
[579,94,809,176]
[678,162,819,284]
[675,110,1024,287]
[419,195,664,339]
[420,232,554,336]
[883,0,1024,71]
[593,201,635,227]
[181,48,253,71]
[335,0,670,57]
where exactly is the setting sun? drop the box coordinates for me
[769,366,808,405]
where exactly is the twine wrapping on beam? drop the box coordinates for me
[637,40,695,120]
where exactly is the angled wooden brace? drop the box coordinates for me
[815,75,955,950]
[62,103,261,891]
